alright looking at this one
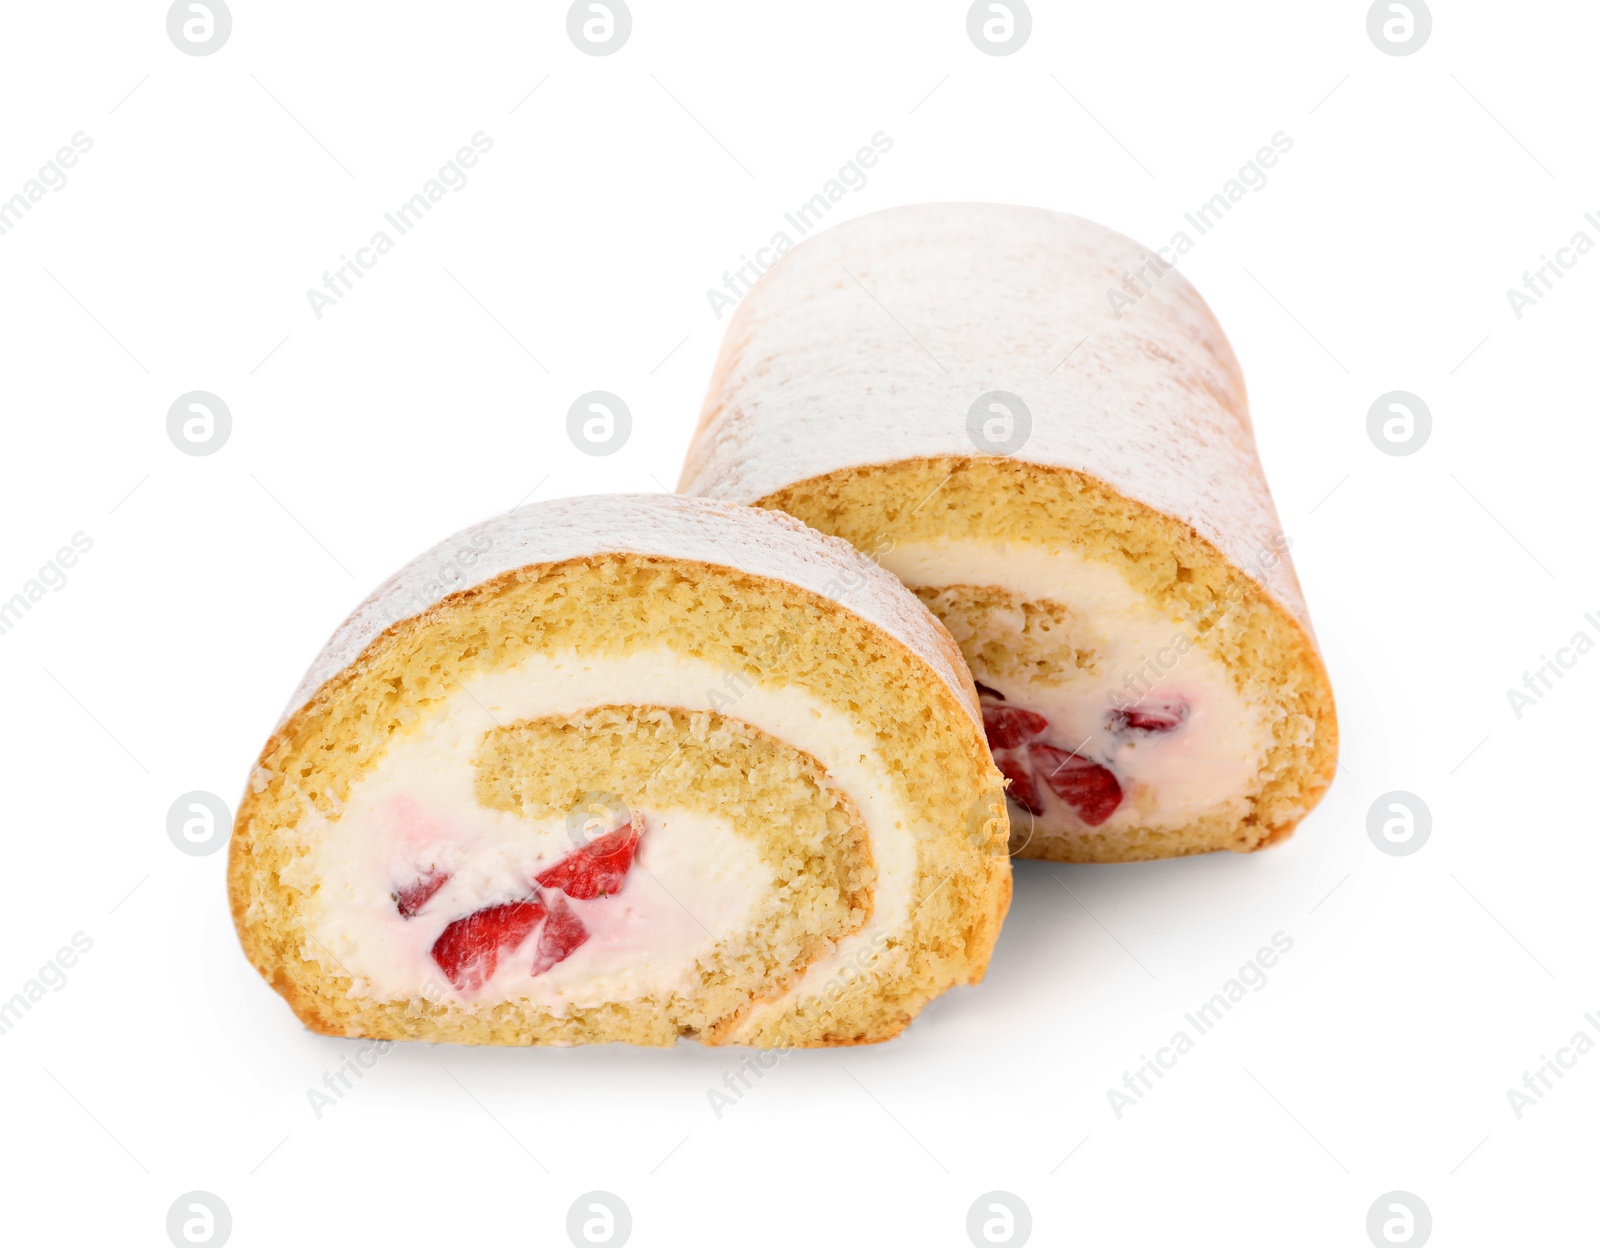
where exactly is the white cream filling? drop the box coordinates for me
[878,539,1271,828]
[285,648,920,1011]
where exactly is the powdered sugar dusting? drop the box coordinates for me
[678,203,1312,630]
[282,493,977,729]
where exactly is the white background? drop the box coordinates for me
[0,1,1594,1244]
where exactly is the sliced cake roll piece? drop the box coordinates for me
[229,494,1009,1047]
[680,203,1337,864]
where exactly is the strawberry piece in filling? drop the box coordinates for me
[530,892,590,976]
[535,812,644,900]
[393,868,450,919]
[995,752,1044,816]
[981,703,1051,751]
[422,813,649,993]
[430,898,546,992]
[1108,697,1189,736]
[1028,742,1124,827]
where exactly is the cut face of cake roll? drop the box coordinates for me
[680,203,1338,863]
[229,494,1009,1047]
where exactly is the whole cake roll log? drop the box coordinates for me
[230,494,1009,1046]
[680,203,1338,863]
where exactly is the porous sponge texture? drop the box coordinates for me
[913,584,1093,686]
[756,456,1339,864]
[229,553,1010,1046]
[477,704,873,1042]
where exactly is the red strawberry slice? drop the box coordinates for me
[1108,698,1189,736]
[535,812,644,900]
[996,752,1044,816]
[393,868,449,919]
[430,898,546,992]
[1028,743,1123,827]
[982,704,1051,751]
[530,892,589,976]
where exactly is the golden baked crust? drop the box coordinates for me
[230,499,1010,1046]
[679,205,1338,862]
[754,457,1337,862]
